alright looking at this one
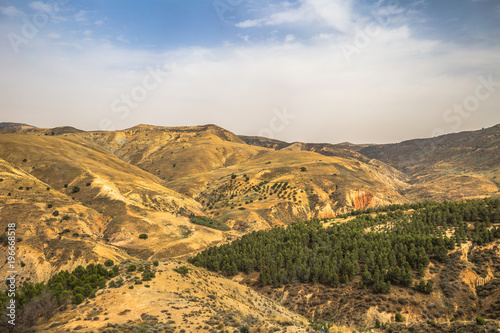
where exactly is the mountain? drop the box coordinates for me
[239,135,371,163]
[0,122,36,130]
[0,132,238,284]
[75,125,408,228]
[1,122,500,332]
[359,124,500,201]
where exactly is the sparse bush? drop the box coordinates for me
[62,215,70,220]
[476,316,485,325]
[139,233,148,239]
[174,266,189,276]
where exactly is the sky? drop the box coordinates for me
[0,0,499,144]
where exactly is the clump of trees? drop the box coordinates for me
[190,216,230,231]
[0,261,118,329]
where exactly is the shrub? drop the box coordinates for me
[104,259,114,267]
[139,233,148,239]
[127,264,137,272]
[86,182,91,186]
[375,319,381,328]
[300,167,307,172]
[52,210,59,217]
[108,281,116,288]
[239,325,250,333]
[62,215,70,221]
[47,204,53,208]
[153,260,159,267]
[72,186,80,193]
[22,159,27,162]
[476,316,485,325]
[174,266,189,276]
[64,184,68,188]
[72,293,84,304]
[395,313,404,322]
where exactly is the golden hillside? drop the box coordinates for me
[70,125,409,230]
[35,260,322,332]
[0,133,239,282]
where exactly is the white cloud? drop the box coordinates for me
[236,0,355,32]
[83,30,92,36]
[0,6,26,18]
[94,20,104,25]
[0,2,498,143]
[29,1,58,14]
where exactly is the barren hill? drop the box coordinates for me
[360,124,500,201]
[0,122,36,130]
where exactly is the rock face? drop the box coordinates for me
[345,190,375,210]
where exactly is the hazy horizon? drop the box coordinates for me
[1,0,499,144]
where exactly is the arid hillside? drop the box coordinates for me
[33,260,318,332]
[0,133,239,283]
[359,124,500,201]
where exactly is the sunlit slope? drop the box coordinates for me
[0,157,131,283]
[77,125,409,229]
[0,134,232,265]
[36,260,315,332]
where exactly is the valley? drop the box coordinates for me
[0,122,499,332]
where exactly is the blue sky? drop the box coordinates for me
[0,0,499,143]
